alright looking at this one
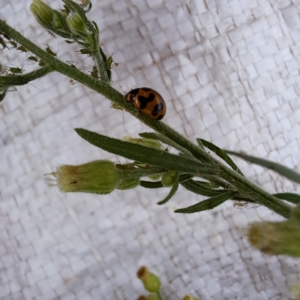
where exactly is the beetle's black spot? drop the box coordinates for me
[151,103,164,116]
[138,93,155,109]
[157,115,164,120]
[141,87,151,91]
[126,88,139,102]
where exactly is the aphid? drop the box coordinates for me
[111,103,123,111]
[38,60,46,66]
[9,67,23,74]
[90,65,99,79]
[46,46,56,56]
[28,56,38,62]
[67,61,78,69]
[47,30,56,38]
[17,46,28,53]
[9,41,17,48]
[79,48,92,55]
[125,87,166,120]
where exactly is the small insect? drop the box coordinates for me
[90,65,99,79]
[9,40,17,48]
[17,46,28,53]
[125,87,166,120]
[46,46,56,56]
[27,56,38,62]
[9,67,23,74]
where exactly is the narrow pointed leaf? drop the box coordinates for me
[139,174,193,189]
[175,191,234,214]
[75,128,216,175]
[181,179,225,197]
[179,174,194,182]
[140,181,163,189]
[198,138,244,176]
[273,193,300,205]
[0,88,8,102]
[226,150,300,184]
[139,132,193,156]
[157,175,179,205]
[140,133,212,164]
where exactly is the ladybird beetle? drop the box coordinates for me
[125,87,166,120]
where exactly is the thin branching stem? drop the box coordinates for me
[0,19,292,218]
[0,65,53,86]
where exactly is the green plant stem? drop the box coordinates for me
[62,0,109,82]
[0,20,292,219]
[93,42,109,82]
[219,165,291,218]
[0,65,52,86]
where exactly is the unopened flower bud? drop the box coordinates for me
[123,136,162,150]
[52,11,67,30]
[52,160,118,194]
[148,174,162,181]
[117,178,139,190]
[67,13,91,39]
[247,221,300,257]
[137,266,161,293]
[30,0,53,27]
[162,170,178,187]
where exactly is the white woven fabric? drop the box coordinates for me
[1,0,300,299]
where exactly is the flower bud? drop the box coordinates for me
[117,178,139,190]
[52,160,118,194]
[162,170,178,187]
[52,11,67,30]
[137,266,161,293]
[30,0,53,27]
[123,136,162,150]
[67,13,91,39]
[247,221,300,257]
[148,174,162,181]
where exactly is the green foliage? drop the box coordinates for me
[0,0,299,261]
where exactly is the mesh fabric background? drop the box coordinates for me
[1,0,300,299]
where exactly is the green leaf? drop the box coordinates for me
[179,174,194,182]
[140,132,213,164]
[181,179,225,197]
[199,138,244,176]
[175,191,234,214]
[139,132,193,157]
[0,88,8,102]
[226,150,300,184]
[139,174,193,189]
[139,181,163,189]
[157,175,179,205]
[274,193,300,205]
[75,128,216,176]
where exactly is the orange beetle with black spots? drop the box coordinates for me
[125,87,166,120]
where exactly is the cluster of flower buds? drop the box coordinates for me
[30,0,94,46]
[136,266,199,300]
